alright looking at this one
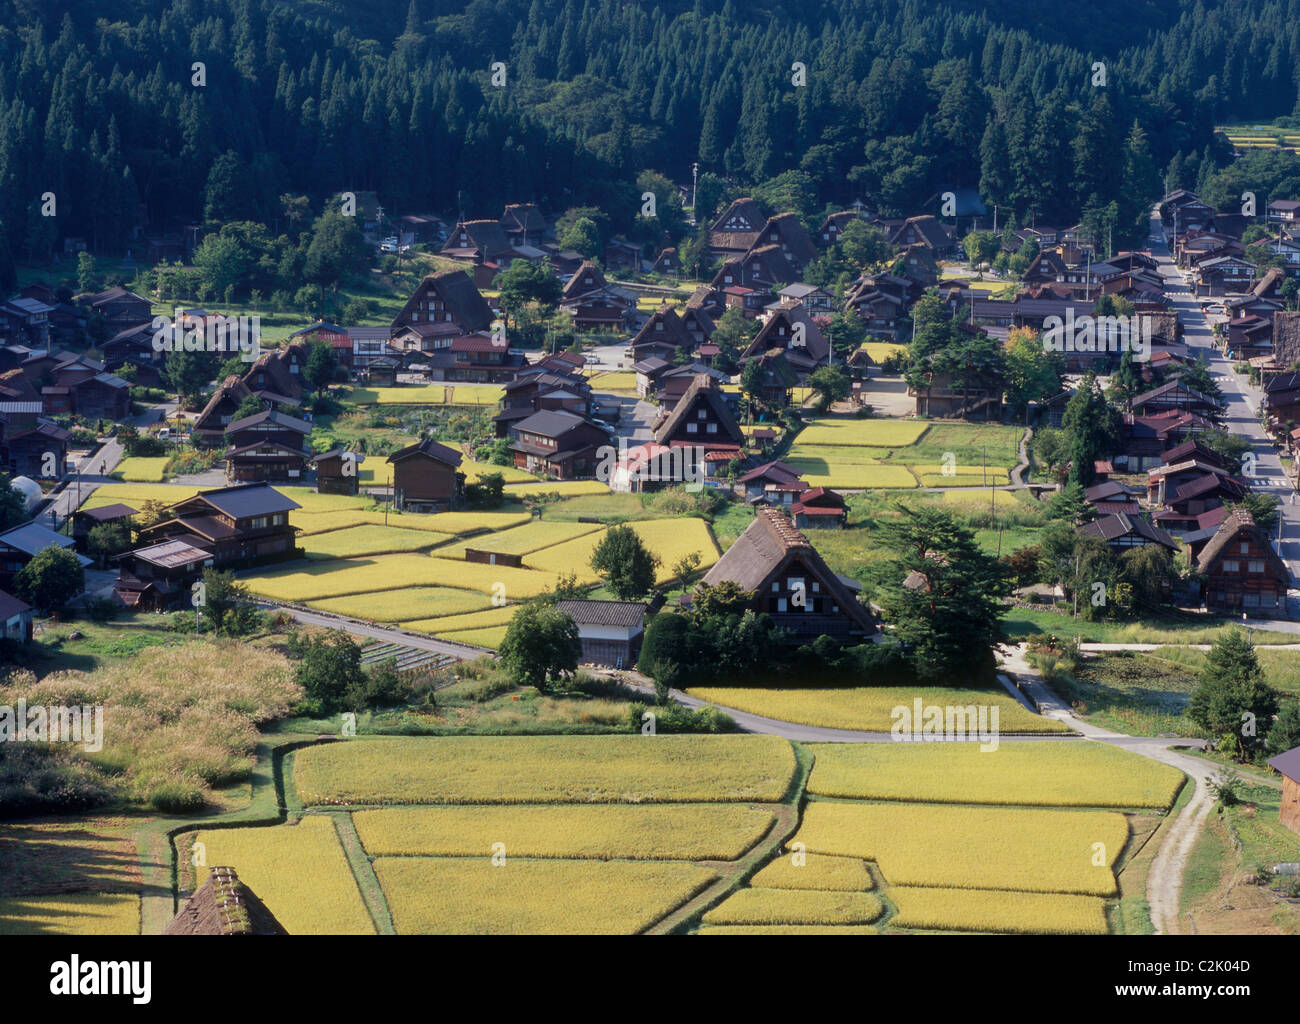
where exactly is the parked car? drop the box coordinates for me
[1204,303,1225,315]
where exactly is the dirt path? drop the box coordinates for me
[1139,746,1216,935]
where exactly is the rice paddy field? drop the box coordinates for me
[684,685,1070,734]
[353,805,775,859]
[375,858,717,934]
[749,852,874,892]
[523,517,719,582]
[434,519,604,559]
[399,604,518,634]
[701,888,884,926]
[858,342,907,365]
[587,371,639,392]
[785,418,1024,490]
[187,817,375,934]
[293,734,797,805]
[302,524,452,559]
[80,482,203,510]
[0,893,141,935]
[804,742,1185,808]
[889,886,1109,935]
[502,479,612,498]
[111,456,169,482]
[306,586,492,621]
[795,802,1129,896]
[341,384,504,406]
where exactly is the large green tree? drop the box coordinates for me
[1189,630,1279,760]
[1062,373,1121,487]
[590,525,661,599]
[498,603,582,692]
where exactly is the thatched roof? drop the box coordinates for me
[1195,509,1290,580]
[742,306,829,362]
[164,866,288,935]
[630,306,693,352]
[1273,312,1300,368]
[392,269,493,333]
[561,261,608,301]
[653,374,745,446]
[701,507,875,632]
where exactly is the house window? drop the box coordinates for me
[1240,542,1250,554]
[771,582,779,593]
[707,423,717,433]
[811,581,820,593]
[1244,592,1260,607]
[686,423,698,434]
[1249,560,1264,573]
[777,598,787,612]
[1223,560,1239,572]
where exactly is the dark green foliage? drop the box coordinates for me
[1062,373,1121,487]
[589,524,660,599]
[1266,700,1300,757]
[498,602,582,693]
[1189,630,1279,760]
[289,632,368,715]
[14,546,84,613]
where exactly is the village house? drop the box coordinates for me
[700,507,876,642]
[630,307,696,361]
[391,269,494,353]
[1076,512,1179,554]
[74,286,152,329]
[1195,509,1289,615]
[0,521,90,591]
[223,409,313,483]
[708,197,767,262]
[559,261,637,331]
[653,373,746,455]
[71,503,137,554]
[1192,255,1256,297]
[738,460,806,505]
[498,203,547,247]
[1266,745,1300,836]
[441,219,513,266]
[135,483,301,568]
[790,486,848,529]
[508,409,610,480]
[422,333,527,383]
[739,305,829,382]
[554,599,648,669]
[114,538,214,611]
[493,369,593,437]
[888,215,953,257]
[751,213,819,274]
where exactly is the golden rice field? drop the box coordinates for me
[784,457,919,489]
[889,886,1109,935]
[307,586,491,622]
[399,605,518,634]
[750,852,874,892]
[919,475,1012,488]
[293,735,798,806]
[0,893,140,935]
[701,888,884,926]
[524,518,720,582]
[81,482,201,510]
[290,508,530,536]
[699,923,878,935]
[683,686,1070,734]
[805,742,1185,808]
[242,554,560,602]
[188,817,375,934]
[434,519,604,559]
[859,342,907,364]
[909,463,1011,480]
[112,456,169,482]
[587,371,639,392]
[353,804,775,860]
[342,385,504,406]
[942,488,1024,508]
[794,802,1129,896]
[795,419,930,448]
[302,524,452,559]
[502,479,612,498]
[374,857,716,934]
[439,625,508,649]
[278,487,372,512]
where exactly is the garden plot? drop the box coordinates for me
[111,457,169,482]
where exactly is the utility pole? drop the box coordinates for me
[691,162,699,215]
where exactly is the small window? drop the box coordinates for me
[707,423,717,433]
[777,598,787,612]
[1241,542,1250,554]
[686,422,698,434]
[698,408,707,418]
[1249,560,1264,573]
[811,581,820,593]
[1244,592,1260,607]
[771,582,779,593]
[1223,559,1240,572]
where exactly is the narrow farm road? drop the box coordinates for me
[261,604,493,660]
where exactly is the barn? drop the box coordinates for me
[1267,745,1300,836]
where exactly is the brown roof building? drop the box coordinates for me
[165,866,288,935]
[387,438,465,513]
[700,507,875,641]
[1195,510,1290,616]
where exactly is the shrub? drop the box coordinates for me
[625,701,736,734]
[637,611,690,677]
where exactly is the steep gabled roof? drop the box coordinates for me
[164,866,288,936]
[742,306,829,362]
[1077,513,1178,551]
[653,374,744,446]
[561,261,609,301]
[701,507,874,631]
[1196,509,1290,580]
[630,307,693,351]
[754,213,818,269]
[500,203,546,234]
[443,219,512,259]
[392,269,493,333]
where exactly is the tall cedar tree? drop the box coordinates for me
[1062,372,1121,487]
[1189,630,1279,760]
[874,504,1010,682]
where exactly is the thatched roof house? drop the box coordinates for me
[165,866,288,935]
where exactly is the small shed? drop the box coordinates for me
[554,599,648,669]
[311,449,364,496]
[1267,745,1300,836]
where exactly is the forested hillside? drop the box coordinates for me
[0,0,1295,259]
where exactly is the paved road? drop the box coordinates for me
[1149,210,1300,598]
